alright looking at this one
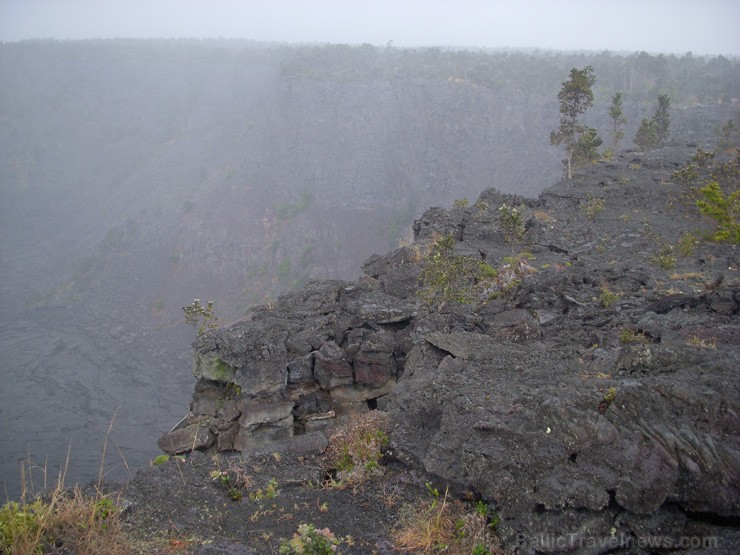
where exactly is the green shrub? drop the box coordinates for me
[498,203,525,246]
[453,198,469,208]
[696,181,740,242]
[417,235,481,306]
[598,285,621,308]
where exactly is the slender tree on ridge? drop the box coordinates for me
[607,92,627,154]
[550,66,601,179]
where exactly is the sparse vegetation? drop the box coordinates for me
[417,235,483,306]
[598,285,621,308]
[325,411,390,487]
[651,243,677,270]
[453,198,469,208]
[718,119,738,151]
[581,195,605,220]
[497,203,526,247]
[249,477,280,501]
[677,232,700,257]
[672,163,699,186]
[686,334,717,349]
[619,328,650,344]
[210,470,244,501]
[182,299,219,336]
[275,190,314,221]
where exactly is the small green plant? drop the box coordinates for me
[651,243,676,270]
[603,387,617,403]
[0,500,47,553]
[210,470,243,501]
[695,181,740,243]
[598,386,617,414]
[249,478,279,501]
[677,232,700,257]
[672,163,699,186]
[581,195,605,220]
[474,200,490,211]
[453,198,469,208]
[151,454,170,466]
[279,523,340,555]
[498,203,526,246]
[183,299,219,336]
[225,382,242,397]
[619,328,649,344]
[598,285,621,308]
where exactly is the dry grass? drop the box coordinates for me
[392,486,502,554]
[324,411,390,488]
[393,487,461,553]
[533,209,555,224]
[669,271,705,281]
[1,460,131,554]
[1,412,136,554]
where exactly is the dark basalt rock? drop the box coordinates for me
[156,143,739,552]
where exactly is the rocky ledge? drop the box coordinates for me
[139,142,739,553]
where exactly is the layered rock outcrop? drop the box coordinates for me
[159,280,416,455]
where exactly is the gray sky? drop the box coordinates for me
[1,0,738,56]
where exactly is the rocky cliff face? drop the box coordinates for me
[154,141,739,551]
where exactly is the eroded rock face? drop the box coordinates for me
[159,145,739,551]
[158,280,414,456]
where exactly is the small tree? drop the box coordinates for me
[550,66,600,179]
[653,94,671,143]
[718,119,737,151]
[183,299,219,336]
[634,117,660,151]
[696,181,740,243]
[607,92,627,153]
